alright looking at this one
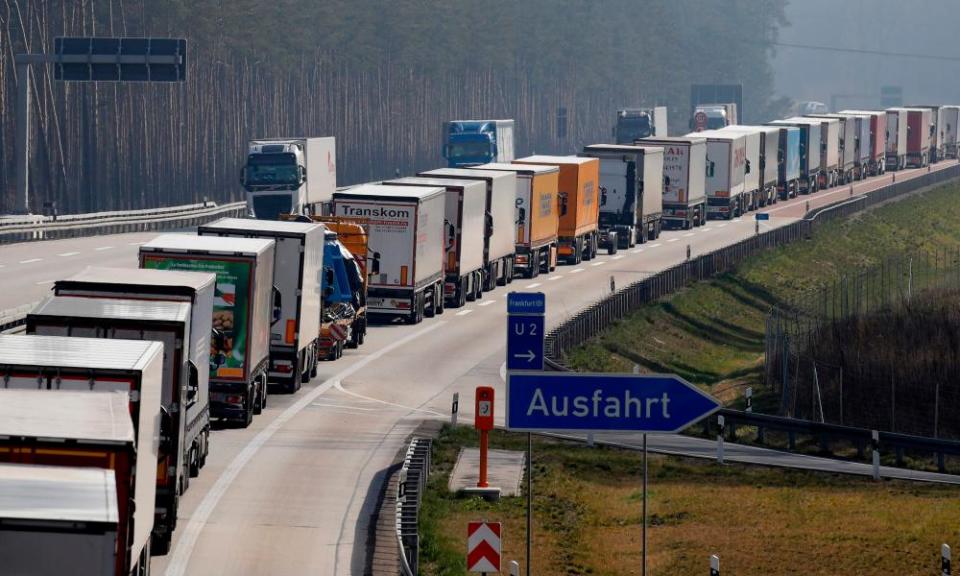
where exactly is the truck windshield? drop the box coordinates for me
[706,117,727,129]
[251,194,294,220]
[448,142,492,161]
[245,153,299,186]
[616,117,651,143]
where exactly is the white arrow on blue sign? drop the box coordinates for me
[506,372,720,433]
[507,315,545,371]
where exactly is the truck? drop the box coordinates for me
[514,155,601,264]
[911,105,945,162]
[332,184,446,323]
[312,216,373,353]
[140,234,275,427]
[386,177,487,306]
[773,125,802,198]
[885,107,909,170]
[199,218,325,392]
[615,107,668,144]
[839,110,887,176]
[941,106,960,159]
[683,130,747,219]
[26,297,205,555]
[580,145,664,249]
[0,463,120,575]
[767,119,821,194]
[693,103,738,131]
[717,126,761,211]
[905,107,933,167]
[723,126,781,206]
[473,163,560,277]
[0,336,163,575]
[809,113,857,184]
[804,116,841,188]
[418,168,517,289]
[638,137,708,229]
[443,120,515,168]
[242,137,337,220]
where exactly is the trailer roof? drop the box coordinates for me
[57,266,216,292]
[0,389,134,444]
[720,125,780,135]
[141,233,274,256]
[0,463,119,524]
[30,296,191,324]
[385,177,486,192]
[0,334,161,372]
[581,144,664,155]
[639,136,707,145]
[837,110,885,117]
[514,155,597,166]
[200,217,325,237]
[474,163,560,175]
[334,184,446,201]
[418,168,516,182]
[682,130,745,141]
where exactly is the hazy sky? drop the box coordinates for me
[774,0,960,108]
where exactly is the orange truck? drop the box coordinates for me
[515,155,601,264]
[475,163,560,278]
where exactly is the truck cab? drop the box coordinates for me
[615,107,668,144]
[243,141,306,220]
[319,230,369,358]
[443,120,514,167]
[694,104,738,130]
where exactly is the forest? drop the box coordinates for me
[0,0,789,213]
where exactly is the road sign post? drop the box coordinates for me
[475,387,495,488]
[467,522,502,574]
[943,543,951,576]
[710,554,720,576]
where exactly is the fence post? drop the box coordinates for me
[716,415,725,464]
[872,430,880,481]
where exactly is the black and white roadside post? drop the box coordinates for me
[710,554,720,576]
[871,430,880,481]
[745,387,753,413]
[451,392,459,426]
[686,244,692,260]
[717,415,726,464]
[510,560,521,576]
[942,543,951,576]
[506,292,546,576]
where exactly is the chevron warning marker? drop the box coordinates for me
[467,521,501,573]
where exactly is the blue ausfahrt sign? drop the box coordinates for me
[755,212,770,221]
[507,315,545,371]
[506,372,720,433]
[507,292,545,316]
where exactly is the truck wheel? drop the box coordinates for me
[474,273,484,299]
[199,431,209,468]
[151,529,172,556]
[189,446,200,478]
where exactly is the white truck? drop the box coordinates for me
[885,107,909,170]
[639,136,707,229]
[0,337,163,574]
[332,184,446,324]
[26,297,207,555]
[141,235,276,427]
[199,218,325,393]
[686,130,747,219]
[242,137,337,220]
[941,106,960,159]
[580,145,664,249]
[615,107,669,143]
[809,113,857,184]
[717,126,760,211]
[720,126,781,207]
[693,103,738,130]
[386,177,487,308]
[418,168,518,290]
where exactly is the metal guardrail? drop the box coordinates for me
[397,437,431,576]
[0,303,34,334]
[0,200,246,244]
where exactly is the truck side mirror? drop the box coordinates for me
[240,167,246,186]
[558,192,568,217]
[186,361,199,404]
[485,212,494,237]
[517,207,526,224]
[745,159,751,174]
[300,166,308,185]
[447,223,456,247]
[272,286,282,324]
[159,406,173,445]
[600,187,607,207]
[323,267,335,298]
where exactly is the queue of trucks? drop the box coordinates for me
[5,101,960,573]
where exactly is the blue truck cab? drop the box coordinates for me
[443,119,515,167]
[322,231,361,308]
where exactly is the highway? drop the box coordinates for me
[0,161,956,574]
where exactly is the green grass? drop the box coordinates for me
[568,182,960,407]
[420,425,960,576]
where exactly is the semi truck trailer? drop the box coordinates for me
[809,113,857,183]
[443,119,515,167]
[332,184,446,323]
[386,177,488,307]
[683,130,747,219]
[717,126,761,211]
[769,125,801,199]
[140,234,275,426]
[768,119,821,194]
[905,108,933,168]
[727,126,781,206]
[615,107,668,143]
[514,155,601,264]
[473,163,560,277]
[911,105,945,162]
[839,110,888,176]
[242,137,337,220]
[941,106,960,159]
[26,297,206,555]
[418,168,517,289]
[0,463,120,576]
[804,116,841,188]
[0,337,163,575]
[199,218,325,392]
[885,108,909,170]
[639,137,708,228]
[580,144,664,249]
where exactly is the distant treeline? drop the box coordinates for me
[0,0,788,213]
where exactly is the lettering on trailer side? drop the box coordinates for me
[341,206,411,220]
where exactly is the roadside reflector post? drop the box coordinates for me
[710,554,720,576]
[610,275,615,294]
[475,387,495,488]
[451,392,459,426]
[717,415,725,465]
[686,244,692,260]
[745,387,753,413]
[755,220,759,235]
[587,433,594,447]
[805,200,810,213]
[510,560,521,576]
[942,543,951,576]
[871,429,880,481]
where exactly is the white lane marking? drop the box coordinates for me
[455,309,474,316]
[666,238,679,243]
[682,233,695,237]
[630,249,644,254]
[163,321,446,576]
[701,227,712,231]
[310,403,378,412]
[649,243,662,248]
[95,246,113,251]
[611,255,625,260]
[591,261,606,267]
[733,217,742,222]
[548,275,563,281]
[478,300,497,306]
[18,258,42,264]
[716,223,728,228]
[333,381,444,417]
[127,241,148,246]
[525,282,542,288]
[570,268,585,274]
[499,362,507,382]
[35,279,55,285]
[58,252,80,257]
